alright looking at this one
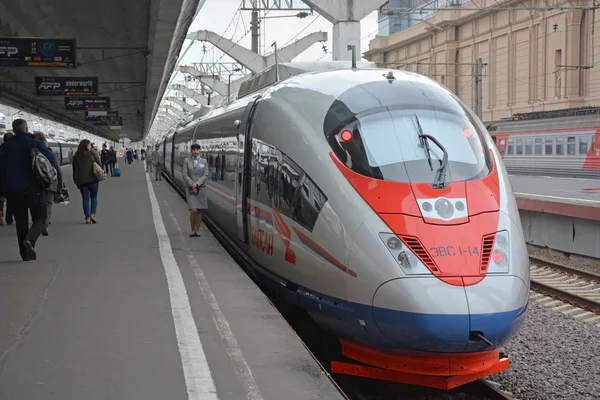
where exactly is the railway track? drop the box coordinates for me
[529,255,600,316]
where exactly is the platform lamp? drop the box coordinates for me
[228,67,242,101]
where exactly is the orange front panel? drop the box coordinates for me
[330,153,420,216]
[380,212,500,278]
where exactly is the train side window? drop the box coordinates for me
[499,139,506,154]
[515,138,524,155]
[534,138,542,155]
[544,138,553,155]
[579,136,589,155]
[592,139,596,155]
[567,136,576,155]
[276,155,302,219]
[556,137,564,155]
[525,138,533,155]
[291,176,328,232]
[507,139,514,155]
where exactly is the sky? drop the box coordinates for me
[169,0,380,89]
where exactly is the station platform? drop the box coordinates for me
[510,175,600,221]
[0,162,344,400]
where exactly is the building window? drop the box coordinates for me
[544,137,553,155]
[534,138,543,155]
[507,139,514,155]
[556,137,564,155]
[525,138,533,155]
[516,138,524,155]
[579,136,589,155]
[567,136,576,155]
[555,49,562,99]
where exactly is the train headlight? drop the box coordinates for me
[488,230,510,274]
[379,233,432,275]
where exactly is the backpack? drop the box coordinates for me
[31,141,58,188]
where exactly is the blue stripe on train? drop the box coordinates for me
[249,257,526,353]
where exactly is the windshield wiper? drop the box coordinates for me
[414,114,433,172]
[414,114,449,189]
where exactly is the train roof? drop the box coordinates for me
[167,63,459,143]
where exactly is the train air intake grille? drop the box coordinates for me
[480,234,496,272]
[400,236,439,273]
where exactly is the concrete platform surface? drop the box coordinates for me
[510,175,600,205]
[510,175,600,220]
[0,162,344,400]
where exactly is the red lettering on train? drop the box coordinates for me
[251,227,274,256]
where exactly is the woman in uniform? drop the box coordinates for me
[183,143,209,237]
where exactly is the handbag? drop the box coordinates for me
[54,182,70,204]
[93,160,107,181]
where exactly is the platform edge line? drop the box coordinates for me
[145,174,219,400]
[164,202,264,400]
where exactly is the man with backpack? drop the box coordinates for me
[0,119,56,261]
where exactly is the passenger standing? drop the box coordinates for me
[152,144,162,181]
[108,146,117,176]
[182,143,208,237]
[0,119,55,261]
[0,132,14,226]
[32,132,63,236]
[72,139,101,224]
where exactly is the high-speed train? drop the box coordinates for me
[488,107,600,178]
[45,137,78,166]
[158,63,529,387]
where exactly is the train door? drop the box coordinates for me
[235,96,261,244]
[57,142,64,166]
[170,132,177,177]
[493,134,509,158]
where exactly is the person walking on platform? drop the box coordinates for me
[145,145,152,173]
[0,132,14,226]
[152,144,162,181]
[72,139,102,225]
[0,119,56,261]
[108,146,117,176]
[32,132,63,236]
[183,143,208,237]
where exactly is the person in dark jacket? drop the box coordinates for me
[0,119,55,261]
[72,139,101,224]
[32,132,62,236]
[0,132,14,226]
[108,146,117,176]
[100,144,110,176]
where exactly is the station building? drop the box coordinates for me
[365,0,597,122]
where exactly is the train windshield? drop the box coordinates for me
[325,79,492,184]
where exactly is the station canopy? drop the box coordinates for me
[0,0,203,141]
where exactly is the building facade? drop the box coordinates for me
[378,0,470,37]
[365,0,595,122]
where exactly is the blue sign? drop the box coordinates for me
[0,37,76,68]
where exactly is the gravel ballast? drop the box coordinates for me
[493,296,600,400]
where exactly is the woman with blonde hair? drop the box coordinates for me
[32,132,62,236]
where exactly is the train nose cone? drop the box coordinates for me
[372,277,470,352]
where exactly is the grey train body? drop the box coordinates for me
[46,139,78,166]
